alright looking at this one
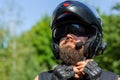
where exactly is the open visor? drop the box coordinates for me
[52,24,88,39]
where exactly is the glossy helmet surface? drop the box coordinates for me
[50,0,107,59]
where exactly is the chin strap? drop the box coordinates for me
[52,43,60,59]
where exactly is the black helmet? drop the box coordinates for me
[50,0,107,59]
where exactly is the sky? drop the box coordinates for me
[0,0,120,35]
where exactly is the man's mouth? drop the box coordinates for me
[63,42,75,48]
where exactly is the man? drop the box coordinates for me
[35,0,120,80]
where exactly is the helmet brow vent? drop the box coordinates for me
[63,3,70,7]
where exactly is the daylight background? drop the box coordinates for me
[0,0,120,80]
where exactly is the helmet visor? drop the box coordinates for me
[52,24,88,39]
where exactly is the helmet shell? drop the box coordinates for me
[50,0,106,59]
[51,0,103,34]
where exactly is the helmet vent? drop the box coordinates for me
[63,3,70,7]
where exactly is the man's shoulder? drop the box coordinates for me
[39,70,53,80]
[40,70,53,76]
[34,70,53,80]
[100,70,119,80]
[34,75,38,80]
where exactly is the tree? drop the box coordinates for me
[112,3,120,11]
[0,0,23,80]
[27,15,57,71]
[11,15,57,80]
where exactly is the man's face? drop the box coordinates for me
[59,33,88,65]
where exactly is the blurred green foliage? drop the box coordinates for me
[94,14,120,74]
[0,11,120,80]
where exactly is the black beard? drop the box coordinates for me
[59,46,84,65]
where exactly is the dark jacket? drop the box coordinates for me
[39,70,119,80]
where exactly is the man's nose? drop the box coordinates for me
[66,34,74,40]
